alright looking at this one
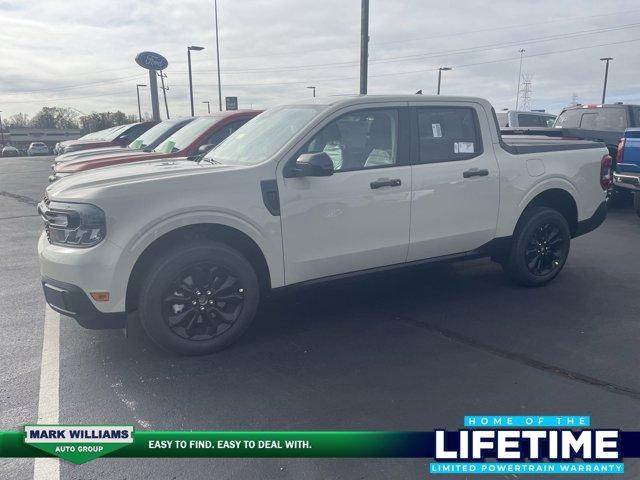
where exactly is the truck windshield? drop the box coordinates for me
[205,106,324,166]
[154,117,219,153]
[129,119,191,150]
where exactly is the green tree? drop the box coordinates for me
[29,107,79,129]
[3,113,30,128]
[78,111,137,134]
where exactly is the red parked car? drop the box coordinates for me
[57,122,157,154]
[50,111,261,181]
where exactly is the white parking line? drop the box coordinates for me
[33,306,60,480]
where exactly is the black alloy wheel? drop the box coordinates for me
[162,263,245,341]
[524,223,566,276]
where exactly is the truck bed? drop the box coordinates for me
[500,135,605,154]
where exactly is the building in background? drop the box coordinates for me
[0,127,82,150]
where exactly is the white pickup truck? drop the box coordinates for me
[38,95,611,355]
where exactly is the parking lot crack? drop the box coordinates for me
[0,191,39,206]
[395,315,640,401]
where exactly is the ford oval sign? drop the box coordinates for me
[135,51,168,71]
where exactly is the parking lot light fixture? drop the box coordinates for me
[136,84,146,122]
[600,57,613,104]
[188,46,205,116]
[202,101,211,114]
[437,67,452,95]
[307,86,316,97]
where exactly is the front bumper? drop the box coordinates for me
[38,231,129,317]
[574,201,607,238]
[614,172,640,192]
[42,277,126,329]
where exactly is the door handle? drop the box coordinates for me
[463,168,489,178]
[370,178,402,189]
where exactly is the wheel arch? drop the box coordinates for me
[125,223,272,313]
[517,187,579,236]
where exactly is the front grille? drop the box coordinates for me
[40,194,51,243]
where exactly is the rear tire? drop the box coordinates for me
[503,206,571,287]
[137,240,259,355]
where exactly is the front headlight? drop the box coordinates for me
[37,200,106,248]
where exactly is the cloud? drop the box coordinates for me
[0,0,639,118]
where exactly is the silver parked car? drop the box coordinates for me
[1,145,20,157]
[27,142,50,156]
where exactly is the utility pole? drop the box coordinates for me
[0,111,4,146]
[306,86,316,97]
[136,84,146,122]
[214,0,223,111]
[600,57,613,104]
[571,93,579,106]
[202,101,211,114]
[519,74,533,111]
[359,0,369,95]
[437,67,452,95]
[515,48,525,110]
[158,71,170,119]
[187,45,205,116]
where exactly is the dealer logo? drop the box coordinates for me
[24,425,134,464]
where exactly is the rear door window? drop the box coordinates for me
[415,107,482,163]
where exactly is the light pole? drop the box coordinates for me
[202,101,211,114]
[187,45,205,116]
[515,48,525,110]
[600,57,613,104]
[214,0,223,111]
[0,111,4,146]
[307,86,316,97]
[136,84,146,122]
[436,67,452,95]
[359,0,369,95]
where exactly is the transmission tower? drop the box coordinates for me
[519,73,533,111]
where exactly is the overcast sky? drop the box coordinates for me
[1,0,639,120]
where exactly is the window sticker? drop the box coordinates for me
[431,123,442,138]
[454,142,475,154]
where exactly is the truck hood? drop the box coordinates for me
[46,159,237,200]
[56,145,130,163]
[56,150,162,172]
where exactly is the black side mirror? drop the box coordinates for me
[288,152,334,178]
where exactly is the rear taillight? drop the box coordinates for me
[600,154,613,190]
[616,138,625,165]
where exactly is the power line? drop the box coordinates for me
[168,23,640,75]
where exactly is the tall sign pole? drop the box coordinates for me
[135,51,168,122]
[359,0,369,95]
[214,0,223,111]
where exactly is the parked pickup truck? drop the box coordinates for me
[614,128,640,217]
[38,95,611,355]
[49,111,259,182]
[52,118,193,166]
[495,110,556,128]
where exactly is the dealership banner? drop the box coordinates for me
[2,416,640,473]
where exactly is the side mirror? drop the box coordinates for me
[288,152,334,178]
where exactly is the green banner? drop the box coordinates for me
[1,428,418,464]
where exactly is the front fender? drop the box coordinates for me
[109,208,284,311]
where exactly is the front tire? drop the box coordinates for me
[503,206,571,287]
[137,240,259,355]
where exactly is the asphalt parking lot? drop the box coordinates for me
[1,155,640,479]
